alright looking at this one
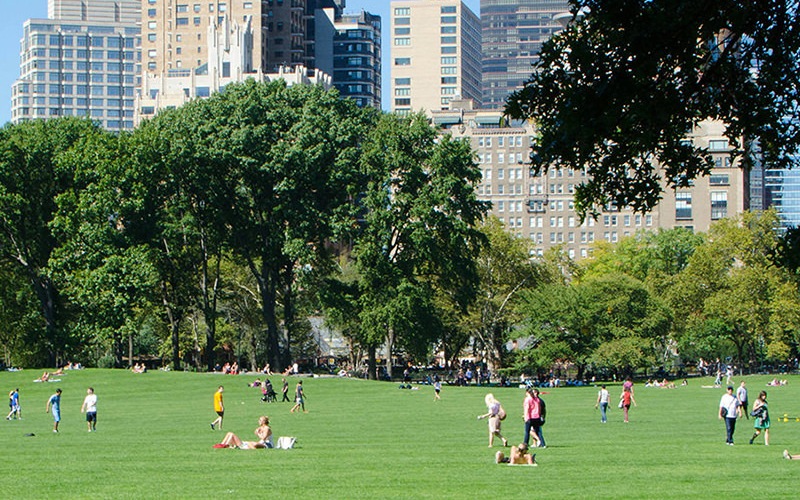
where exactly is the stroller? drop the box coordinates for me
[261,380,277,403]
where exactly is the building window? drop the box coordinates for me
[395,88,410,96]
[394,38,410,46]
[709,174,729,185]
[177,5,188,12]
[394,27,410,35]
[711,191,728,220]
[441,36,456,44]
[395,98,411,106]
[441,16,456,23]
[441,46,457,54]
[394,7,410,16]
[395,17,410,25]
[708,139,729,151]
[394,58,411,66]
[441,26,457,34]
[395,78,410,85]
[675,192,692,219]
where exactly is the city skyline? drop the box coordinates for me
[0,0,482,125]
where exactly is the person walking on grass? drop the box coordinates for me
[80,387,98,432]
[6,388,21,420]
[211,386,224,430]
[290,380,307,413]
[749,391,770,446]
[478,393,507,448]
[620,386,637,423]
[281,378,290,402]
[595,384,610,423]
[46,388,62,432]
[719,385,741,445]
[737,381,749,420]
[434,378,442,401]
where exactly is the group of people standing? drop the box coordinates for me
[14,386,98,433]
[595,378,638,424]
[479,389,547,465]
[719,381,770,446]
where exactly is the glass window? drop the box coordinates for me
[441,16,456,23]
[394,27,410,35]
[711,191,728,220]
[394,58,411,66]
[394,38,410,46]
[394,7,410,16]
[395,78,410,85]
[675,192,692,219]
[395,17,410,26]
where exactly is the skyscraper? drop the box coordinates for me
[390,0,482,115]
[481,0,569,110]
[11,0,141,131]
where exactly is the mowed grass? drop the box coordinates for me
[1,369,799,499]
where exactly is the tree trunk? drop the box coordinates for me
[367,345,377,380]
[386,327,395,381]
[280,262,294,370]
[30,273,59,366]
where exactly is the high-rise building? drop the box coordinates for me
[764,165,800,228]
[390,0,482,115]
[481,0,569,110]
[315,5,381,109]
[434,100,749,258]
[11,0,141,131]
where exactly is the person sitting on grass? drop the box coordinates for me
[495,443,537,466]
[219,416,273,449]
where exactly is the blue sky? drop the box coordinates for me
[0,0,481,125]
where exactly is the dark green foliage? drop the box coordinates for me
[505,0,800,216]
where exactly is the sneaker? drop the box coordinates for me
[502,438,508,447]
[749,438,754,445]
[210,423,215,430]
[784,449,792,460]
[53,429,58,433]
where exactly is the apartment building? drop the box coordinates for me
[390,0,482,115]
[434,99,749,258]
[315,6,381,109]
[11,0,141,131]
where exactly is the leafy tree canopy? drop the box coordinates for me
[505,0,800,216]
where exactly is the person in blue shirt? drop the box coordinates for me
[6,388,21,420]
[46,389,62,433]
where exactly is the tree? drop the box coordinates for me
[49,130,160,367]
[0,118,107,365]
[667,210,800,370]
[505,0,800,216]
[355,112,488,378]
[465,217,541,372]
[188,80,371,371]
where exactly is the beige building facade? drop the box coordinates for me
[390,0,482,115]
[434,100,748,259]
[141,0,305,76]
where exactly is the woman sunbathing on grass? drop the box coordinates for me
[495,443,537,466]
[218,416,273,449]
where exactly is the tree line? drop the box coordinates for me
[2,80,800,378]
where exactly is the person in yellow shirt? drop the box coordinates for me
[211,386,224,430]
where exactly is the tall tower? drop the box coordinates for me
[11,0,141,131]
[390,0,481,115]
[481,0,569,110]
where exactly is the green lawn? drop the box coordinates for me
[1,369,799,498]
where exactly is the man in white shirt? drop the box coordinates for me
[80,387,98,432]
[719,386,741,445]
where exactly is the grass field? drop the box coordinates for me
[1,369,799,499]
